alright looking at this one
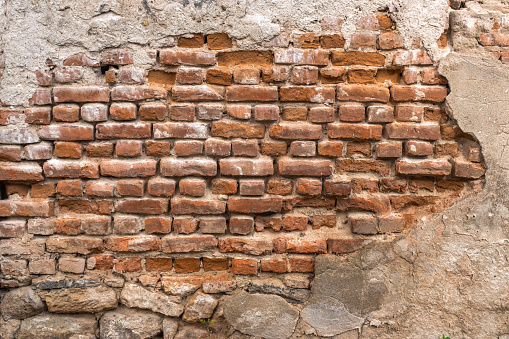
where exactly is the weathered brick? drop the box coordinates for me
[211,121,265,139]
[105,236,159,252]
[110,103,137,121]
[177,67,204,85]
[217,51,273,66]
[275,49,329,65]
[171,197,226,215]
[29,259,56,275]
[111,85,167,101]
[161,235,217,253]
[86,143,113,157]
[147,178,176,197]
[205,139,231,157]
[53,105,79,122]
[116,140,142,157]
[296,178,322,195]
[232,140,258,157]
[337,195,391,213]
[115,257,142,272]
[161,158,217,177]
[228,197,283,213]
[386,122,440,140]
[233,66,261,85]
[46,237,103,255]
[309,106,334,123]
[173,217,198,234]
[220,158,274,176]
[206,67,232,86]
[169,105,195,121]
[351,216,378,235]
[393,50,433,66]
[116,199,168,215]
[289,141,316,157]
[339,104,365,122]
[270,123,322,140]
[117,180,144,197]
[139,104,167,121]
[324,180,352,196]
[146,258,173,271]
[376,142,403,158]
[292,66,319,84]
[405,140,433,156]
[232,259,258,275]
[160,50,216,65]
[336,158,390,176]
[58,199,112,215]
[378,32,404,49]
[101,50,133,65]
[328,123,382,140]
[282,214,308,231]
[29,88,51,105]
[228,216,254,234]
[0,221,25,238]
[280,86,335,104]
[44,159,99,178]
[453,159,486,179]
[227,105,251,120]
[279,158,332,176]
[57,180,83,197]
[173,85,223,101]
[100,160,157,177]
[55,142,82,158]
[331,52,385,66]
[96,123,151,139]
[198,216,227,234]
[367,105,394,123]
[396,159,452,176]
[154,122,208,139]
[261,141,287,156]
[337,84,390,102]
[207,33,233,49]
[0,164,43,181]
[317,141,343,157]
[391,86,448,103]
[53,86,109,102]
[261,258,287,273]
[226,86,278,102]
[327,238,371,254]
[40,125,94,141]
[196,104,224,120]
[274,238,327,254]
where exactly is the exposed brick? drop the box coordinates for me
[226,86,278,102]
[310,214,336,229]
[317,141,343,157]
[292,66,319,84]
[337,84,390,102]
[274,238,327,254]
[386,122,441,140]
[161,235,217,253]
[228,197,283,213]
[320,67,346,83]
[289,141,316,157]
[0,221,25,238]
[320,34,346,48]
[261,258,287,273]
[29,259,56,275]
[116,140,142,157]
[169,104,195,121]
[261,141,287,156]
[282,214,308,231]
[380,178,407,193]
[378,214,406,233]
[296,178,322,196]
[309,106,334,123]
[453,159,486,179]
[87,254,114,270]
[211,178,238,195]
[207,33,233,49]
[171,197,226,215]
[339,104,365,122]
[161,158,217,177]
[378,32,404,49]
[328,123,382,140]
[53,105,79,122]
[232,258,258,275]
[24,144,52,160]
[172,85,223,101]
[351,216,378,235]
[203,257,230,271]
[86,143,113,157]
[406,140,433,156]
[324,180,352,196]
[43,159,98,179]
[217,51,273,66]
[391,86,448,103]
[336,159,390,176]
[393,50,433,66]
[100,160,157,177]
[220,158,273,176]
[154,122,208,139]
[139,104,166,121]
[173,217,198,234]
[54,86,109,103]
[239,179,265,196]
[367,105,394,123]
[346,142,371,156]
[205,139,231,157]
[227,105,251,120]
[57,180,83,197]
[396,159,452,176]
[180,178,206,197]
[0,146,21,161]
[147,178,176,197]
[262,66,289,82]
[279,158,333,176]
[160,50,215,65]
[146,258,173,271]
[376,141,403,158]
[46,237,103,255]
[40,124,94,141]
[85,181,116,198]
[206,67,232,86]
[255,216,282,232]
[337,195,391,213]
[59,256,86,274]
[229,216,255,235]
[327,238,371,254]
[199,217,227,234]
[105,235,159,252]
[96,123,151,139]
[29,88,51,105]
[280,86,335,104]
[110,103,137,121]
[117,180,144,197]
[269,123,322,140]
[233,66,261,85]
[115,199,168,215]
[115,257,142,272]
[274,49,329,65]
[331,52,385,66]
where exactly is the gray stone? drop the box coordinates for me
[202,279,237,294]
[120,283,184,317]
[100,308,163,339]
[247,279,310,303]
[17,313,97,339]
[0,318,20,339]
[301,296,363,337]
[0,287,44,320]
[223,292,299,339]
[282,274,310,289]
[45,286,117,313]
[32,278,100,290]
[163,318,179,339]
[174,324,208,339]
[182,291,218,323]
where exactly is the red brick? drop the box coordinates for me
[86,143,113,157]
[27,219,55,235]
[282,214,308,231]
[54,68,82,83]
[212,178,238,194]
[351,216,378,235]
[0,164,43,184]
[391,86,448,103]
[228,197,283,213]
[179,178,206,197]
[328,123,382,140]
[207,33,233,49]
[396,158,452,176]
[101,50,133,65]
[173,217,198,234]
[406,140,433,156]
[227,105,252,120]
[288,257,314,273]
[35,70,52,86]
[110,103,137,121]
[43,159,99,179]
[54,142,81,159]
[57,180,83,197]
[147,178,176,197]
[169,105,195,121]
[346,142,371,156]
[350,32,377,48]
[376,142,403,158]
[274,238,327,254]
[380,178,407,193]
[232,258,258,275]
[336,159,390,176]
[173,140,202,157]
[393,50,432,66]
[40,124,94,141]
[269,123,322,140]
[29,88,51,105]
[100,160,157,177]
[154,122,208,139]
[96,123,151,139]
[279,158,332,176]
[292,66,319,84]
[378,214,406,233]
[199,216,227,234]
[289,141,316,157]
[265,179,292,195]
[117,180,144,196]
[205,139,232,157]
[402,68,419,84]
[217,51,273,66]
[261,141,287,156]
[212,121,266,139]
[161,158,216,177]
[206,67,233,86]
[1,259,27,275]
[262,66,289,82]
[145,217,172,234]
[255,216,282,232]
[116,140,142,157]
[296,178,322,195]
[239,179,265,196]
[232,140,259,157]
[87,254,114,270]
[324,180,352,196]
[196,104,224,120]
[105,236,159,252]
[177,33,205,48]
[351,178,379,193]
[331,52,385,66]
[233,66,261,84]
[282,197,335,211]
[21,107,52,125]
[253,105,279,122]
[337,84,390,102]
[309,107,334,123]
[53,105,79,122]
[261,258,287,273]
[115,199,168,215]
[160,50,216,66]
[229,216,255,235]
[317,141,343,157]
[53,86,109,102]
[395,105,424,122]
[146,258,173,271]
[46,237,103,254]
[174,258,201,273]
[161,235,217,253]
[386,122,440,140]
[29,259,56,275]
[58,199,112,215]
[139,104,167,121]
[0,221,24,238]
[115,257,142,272]
[422,68,448,85]
[390,195,440,211]
[220,158,273,176]
[172,85,223,101]
[117,69,145,84]
[320,67,346,84]
[378,32,404,49]
[23,144,51,160]
[275,49,329,65]
[320,34,346,48]
[327,239,371,254]
[226,86,278,102]
[81,216,110,235]
[280,86,335,104]
[336,195,391,213]
[309,214,336,229]
[453,159,486,179]
[111,85,167,101]
[339,104,365,122]
[177,67,204,84]
[171,197,226,215]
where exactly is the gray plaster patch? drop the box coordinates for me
[0,0,448,105]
